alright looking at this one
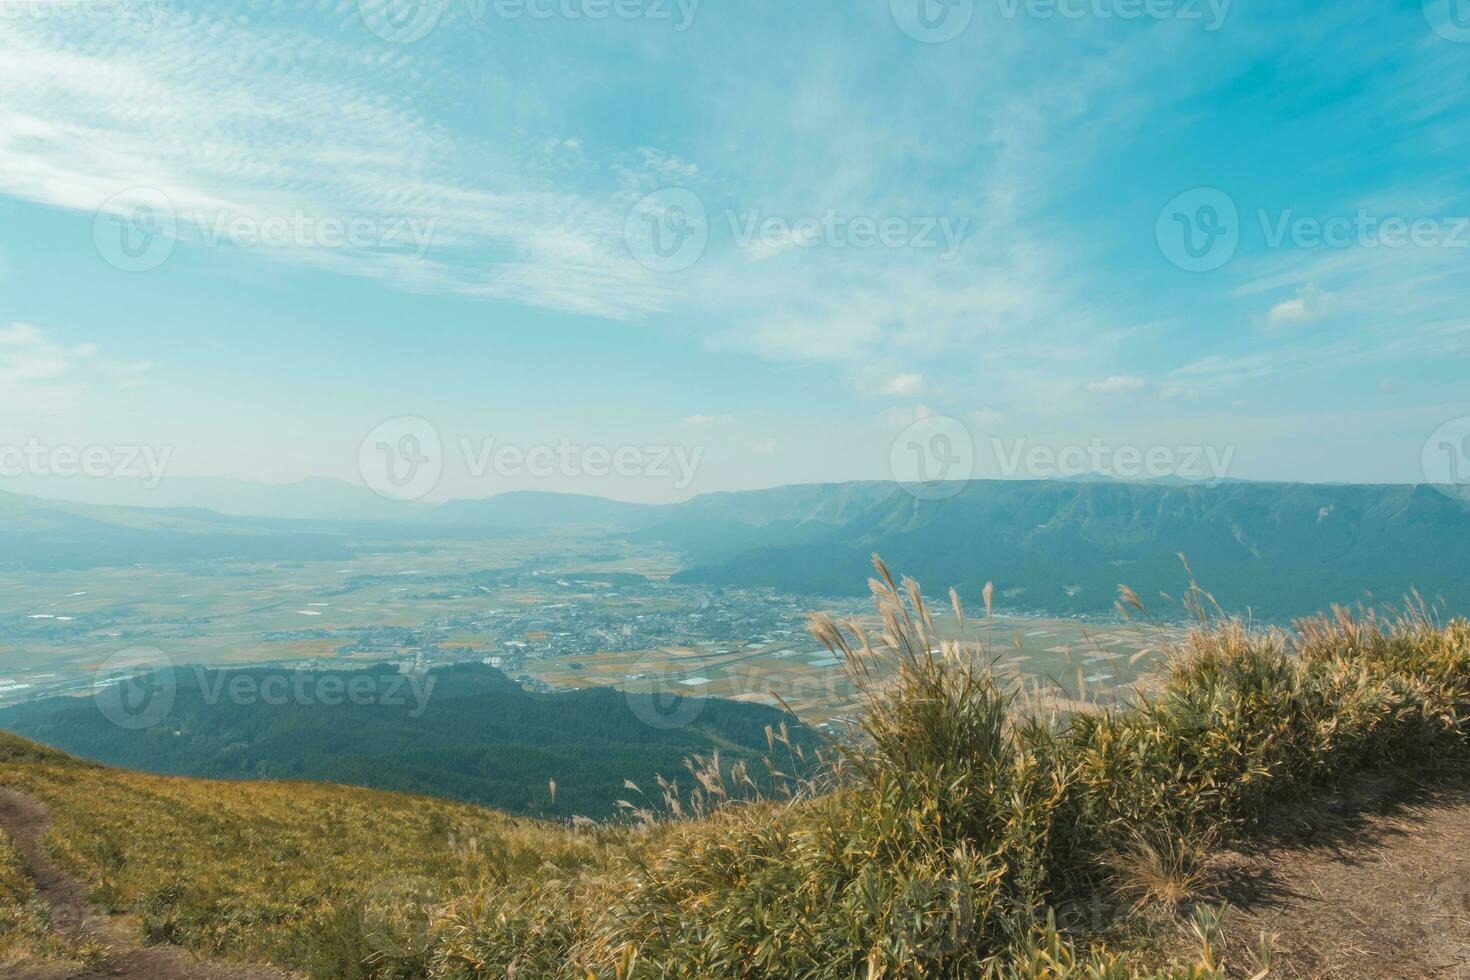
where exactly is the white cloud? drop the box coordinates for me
[969,407,1006,427]
[880,372,924,396]
[1266,285,1333,329]
[0,324,133,412]
[683,414,716,426]
[1085,375,1146,394]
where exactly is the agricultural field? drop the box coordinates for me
[0,530,682,705]
[0,524,1175,721]
[526,612,1181,725]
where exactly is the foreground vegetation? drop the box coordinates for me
[0,734,621,976]
[0,820,89,970]
[2,558,1468,977]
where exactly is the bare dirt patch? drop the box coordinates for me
[1207,769,1470,979]
[0,788,295,980]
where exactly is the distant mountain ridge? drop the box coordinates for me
[661,480,1470,619]
[0,487,354,570]
[0,475,428,522]
[428,490,658,527]
[4,479,1469,619]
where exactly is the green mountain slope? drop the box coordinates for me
[669,480,1470,619]
[0,663,811,819]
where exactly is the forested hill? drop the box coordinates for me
[0,663,813,820]
[661,481,1470,620]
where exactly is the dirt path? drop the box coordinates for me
[0,788,295,980]
[1211,771,1470,979]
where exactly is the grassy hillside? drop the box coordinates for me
[1,560,1468,978]
[0,735,623,977]
[0,663,814,820]
[0,812,102,971]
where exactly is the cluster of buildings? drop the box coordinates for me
[263,581,865,674]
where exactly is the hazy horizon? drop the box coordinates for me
[0,467,1455,517]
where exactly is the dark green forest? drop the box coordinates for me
[0,663,814,820]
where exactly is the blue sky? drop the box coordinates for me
[1,0,1468,502]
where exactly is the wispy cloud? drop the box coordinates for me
[879,373,924,396]
[0,323,144,412]
[0,5,683,319]
[1265,284,1333,329]
[1085,375,1146,395]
